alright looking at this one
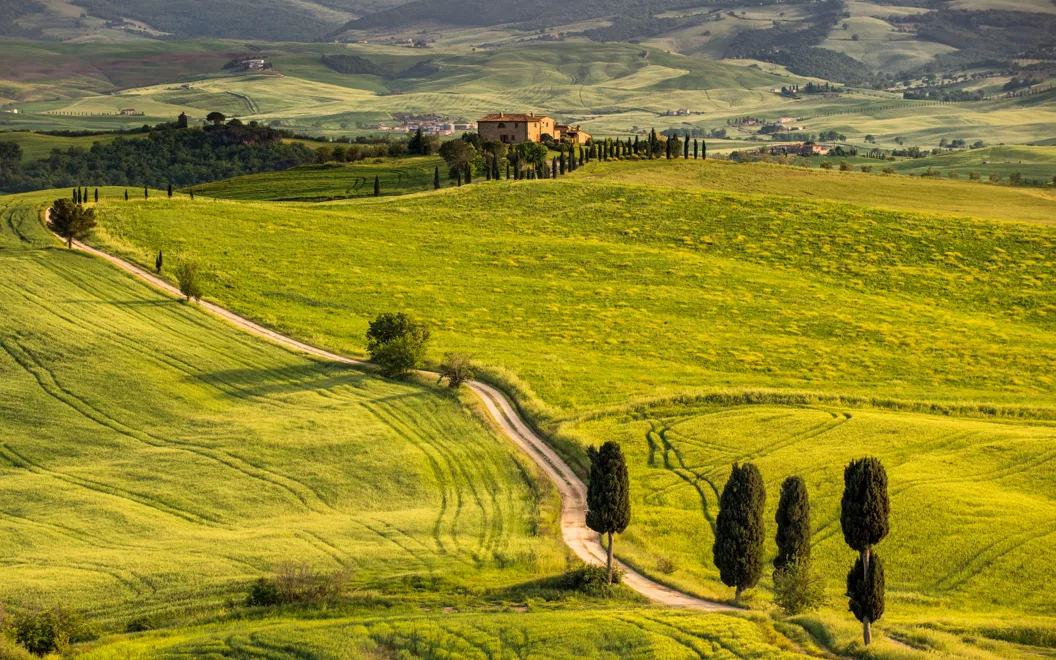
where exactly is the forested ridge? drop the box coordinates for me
[0,123,314,192]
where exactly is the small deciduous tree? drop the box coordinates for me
[437,352,474,388]
[365,312,430,378]
[713,462,766,599]
[206,111,226,125]
[586,441,631,584]
[49,199,97,248]
[773,558,826,615]
[841,457,889,645]
[175,260,203,302]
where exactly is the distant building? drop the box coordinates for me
[478,112,590,145]
[478,112,557,144]
[119,108,136,115]
[244,59,266,71]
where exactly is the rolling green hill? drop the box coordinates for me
[82,163,1056,648]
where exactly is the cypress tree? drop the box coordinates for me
[841,457,890,646]
[94,189,98,203]
[374,175,381,196]
[485,156,492,180]
[847,552,885,640]
[124,189,128,201]
[559,150,565,174]
[703,140,707,160]
[694,139,699,159]
[167,183,173,198]
[666,136,672,160]
[552,157,558,179]
[72,188,78,203]
[634,135,639,155]
[774,476,811,573]
[506,162,511,180]
[684,137,690,159]
[435,166,441,190]
[155,250,163,274]
[83,187,88,202]
[465,164,472,184]
[144,186,148,199]
[713,462,766,599]
[579,146,584,167]
[586,441,632,584]
[493,156,500,180]
[189,189,194,200]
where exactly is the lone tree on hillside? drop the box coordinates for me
[434,166,441,190]
[124,189,128,201]
[175,260,203,302]
[373,175,380,197]
[586,441,631,584]
[365,312,430,378]
[206,111,226,125]
[437,352,474,388]
[841,457,889,646]
[167,183,173,198]
[155,250,163,273]
[50,199,97,248]
[775,476,811,572]
[714,462,766,599]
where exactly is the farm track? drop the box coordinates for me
[48,211,736,613]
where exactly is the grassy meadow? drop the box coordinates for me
[189,156,446,201]
[0,131,130,161]
[0,191,569,627]
[80,161,1056,645]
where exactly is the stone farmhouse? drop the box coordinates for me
[477,112,591,145]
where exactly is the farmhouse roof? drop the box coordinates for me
[478,112,551,123]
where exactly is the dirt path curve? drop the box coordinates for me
[56,220,735,612]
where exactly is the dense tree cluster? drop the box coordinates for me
[0,121,314,193]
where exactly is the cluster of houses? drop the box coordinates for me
[476,112,591,145]
[376,120,478,136]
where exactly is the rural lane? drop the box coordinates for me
[54,216,734,612]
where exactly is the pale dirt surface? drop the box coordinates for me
[55,217,735,611]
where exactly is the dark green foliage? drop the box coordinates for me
[125,615,158,633]
[774,476,811,572]
[365,312,430,378]
[464,164,472,184]
[683,138,689,159]
[373,175,381,196]
[586,441,631,583]
[702,140,707,160]
[189,189,194,200]
[439,138,477,179]
[144,186,148,199]
[175,261,203,302]
[49,198,97,248]
[694,139,698,159]
[841,458,889,553]
[773,558,826,615]
[847,552,885,625]
[713,462,766,598]
[246,577,283,606]
[12,605,96,656]
[434,166,441,190]
[245,562,349,607]
[93,188,98,203]
[155,250,163,274]
[561,564,623,596]
[206,112,226,125]
[167,183,173,198]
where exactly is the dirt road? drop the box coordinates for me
[57,221,735,611]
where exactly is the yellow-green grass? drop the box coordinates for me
[82,172,1056,645]
[78,609,822,659]
[819,17,956,72]
[0,191,565,625]
[885,146,1056,181]
[189,157,447,201]
[0,131,131,161]
[574,158,1056,225]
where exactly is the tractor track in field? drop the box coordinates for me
[46,210,736,612]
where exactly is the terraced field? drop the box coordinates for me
[190,156,446,201]
[0,191,565,625]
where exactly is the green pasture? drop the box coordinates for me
[575,158,1056,224]
[83,169,1056,643]
[0,191,565,626]
[0,131,130,161]
[189,157,447,201]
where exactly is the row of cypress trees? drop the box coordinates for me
[72,184,197,202]
[585,441,889,646]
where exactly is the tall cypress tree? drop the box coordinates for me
[167,183,173,198]
[713,462,766,599]
[684,137,690,159]
[774,476,811,573]
[665,136,672,160]
[506,162,511,180]
[72,188,78,203]
[373,175,381,196]
[124,189,128,201]
[82,187,88,203]
[434,166,441,190]
[155,250,163,274]
[93,188,98,203]
[485,156,492,180]
[559,150,565,174]
[144,186,148,199]
[189,189,194,200]
[586,441,631,584]
[841,457,889,646]
[464,164,471,184]
[703,140,707,160]
[694,139,699,159]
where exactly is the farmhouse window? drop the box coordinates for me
[497,122,506,128]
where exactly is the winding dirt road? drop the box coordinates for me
[56,219,734,612]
